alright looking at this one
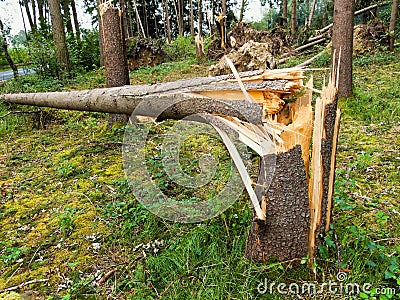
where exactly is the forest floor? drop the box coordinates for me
[0,49,399,299]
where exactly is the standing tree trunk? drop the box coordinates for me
[332,0,355,98]
[19,1,29,38]
[198,0,203,36]
[307,0,317,28]
[162,0,171,43]
[222,0,227,16]
[282,0,288,25]
[389,0,399,51]
[291,0,297,37]
[48,0,71,79]
[239,0,246,22]
[70,0,81,41]
[37,0,46,31]
[190,0,194,36]
[31,0,37,29]
[23,0,37,33]
[61,0,74,37]
[0,20,19,78]
[99,2,130,126]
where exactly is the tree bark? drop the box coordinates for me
[3,68,340,265]
[222,0,227,16]
[23,0,37,33]
[198,0,203,36]
[190,0,194,36]
[37,0,46,30]
[19,2,29,38]
[389,0,399,51]
[239,0,245,22]
[99,2,130,126]
[70,0,81,41]
[0,20,19,78]
[332,0,355,98]
[31,0,37,28]
[48,0,71,79]
[61,0,74,37]
[291,0,297,37]
[282,0,288,25]
[307,0,317,28]
[162,0,171,43]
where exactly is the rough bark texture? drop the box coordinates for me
[198,0,203,36]
[245,146,310,262]
[163,0,171,43]
[99,3,130,125]
[282,0,288,25]
[316,99,339,238]
[291,0,297,37]
[389,0,399,51]
[190,0,194,36]
[332,0,355,98]
[48,0,71,79]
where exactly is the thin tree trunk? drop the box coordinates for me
[307,0,317,27]
[132,0,146,37]
[70,0,81,41]
[332,0,355,98]
[0,20,19,78]
[222,0,227,16]
[239,0,245,22]
[48,0,71,79]
[143,0,149,37]
[291,0,297,37]
[97,0,104,66]
[198,0,203,36]
[190,0,194,36]
[282,0,288,25]
[61,0,74,37]
[389,0,399,51]
[162,0,171,43]
[31,0,37,28]
[126,0,134,38]
[37,0,46,30]
[99,2,130,126]
[23,0,37,33]
[19,1,28,38]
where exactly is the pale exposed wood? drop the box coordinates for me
[325,109,341,232]
[308,68,338,264]
[213,125,266,221]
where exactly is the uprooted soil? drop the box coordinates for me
[126,38,166,70]
[353,19,390,54]
[207,22,291,61]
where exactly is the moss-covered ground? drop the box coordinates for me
[0,50,399,299]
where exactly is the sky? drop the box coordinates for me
[0,0,265,37]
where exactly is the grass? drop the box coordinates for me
[0,49,399,299]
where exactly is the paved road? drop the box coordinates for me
[0,68,35,81]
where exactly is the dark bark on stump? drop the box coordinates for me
[317,99,339,238]
[245,146,310,262]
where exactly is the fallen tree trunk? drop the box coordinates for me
[1,69,303,124]
[1,66,339,265]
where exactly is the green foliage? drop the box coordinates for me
[163,35,197,61]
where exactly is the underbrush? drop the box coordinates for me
[0,49,399,299]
